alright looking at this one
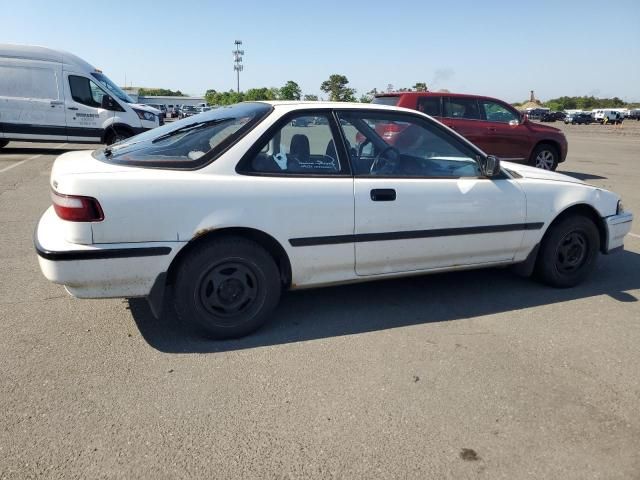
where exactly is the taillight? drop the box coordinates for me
[51,190,104,222]
[381,123,402,140]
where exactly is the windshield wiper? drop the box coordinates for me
[152,118,232,143]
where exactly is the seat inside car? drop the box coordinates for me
[289,134,310,164]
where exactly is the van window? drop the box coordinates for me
[444,97,480,120]
[69,75,105,107]
[0,65,59,100]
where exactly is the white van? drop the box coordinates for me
[0,44,160,149]
[593,109,622,124]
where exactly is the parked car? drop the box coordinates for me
[35,101,632,339]
[552,111,566,121]
[0,43,160,148]
[565,113,592,125]
[171,105,181,118]
[540,113,556,122]
[593,109,622,124]
[373,92,568,170]
[178,105,198,119]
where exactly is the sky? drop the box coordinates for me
[1,0,639,103]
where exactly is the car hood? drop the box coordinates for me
[501,161,586,185]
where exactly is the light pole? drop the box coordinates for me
[233,40,244,94]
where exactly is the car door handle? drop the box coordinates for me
[370,189,396,201]
[50,100,63,106]
[68,107,78,111]
[487,127,497,132]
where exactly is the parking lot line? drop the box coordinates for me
[0,143,67,174]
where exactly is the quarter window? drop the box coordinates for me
[443,97,480,120]
[337,111,481,178]
[246,114,343,174]
[480,101,519,123]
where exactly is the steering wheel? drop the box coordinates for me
[370,146,400,175]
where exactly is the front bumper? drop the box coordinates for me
[35,207,185,299]
[604,211,633,253]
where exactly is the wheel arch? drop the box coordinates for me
[531,139,561,160]
[101,123,134,143]
[542,203,607,254]
[167,227,292,288]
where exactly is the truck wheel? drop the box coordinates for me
[530,143,559,171]
[0,140,9,149]
[535,215,600,288]
[174,236,282,339]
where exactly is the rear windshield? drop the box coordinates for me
[372,96,400,106]
[93,102,272,169]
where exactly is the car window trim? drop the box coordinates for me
[236,109,352,177]
[333,108,504,180]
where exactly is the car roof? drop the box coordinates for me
[258,100,420,115]
[374,91,509,102]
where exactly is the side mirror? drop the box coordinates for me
[101,95,118,110]
[481,155,501,177]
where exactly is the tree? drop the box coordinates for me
[244,87,277,101]
[359,88,379,103]
[320,74,356,102]
[303,94,318,101]
[279,80,302,100]
[413,82,428,92]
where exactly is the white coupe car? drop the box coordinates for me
[35,101,633,338]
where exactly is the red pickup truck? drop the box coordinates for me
[372,92,567,171]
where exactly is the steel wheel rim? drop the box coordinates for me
[555,230,588,274]
[535,150,555,169]
[197,261,259,319]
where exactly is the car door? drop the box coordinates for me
[336,109,527,276]
[238,110,355,285]
[64,74,113,142]
[478,99,530,161]
[0,63,66,141]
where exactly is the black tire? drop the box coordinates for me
[535,215,600,288]
[0,140,9,149]
[530,143,559,171]
[174,236,281,339]
[105,127,132,146]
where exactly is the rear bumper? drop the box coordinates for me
[604,211,633,253]
[35,207,185,299]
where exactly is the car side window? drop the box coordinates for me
[247,114,342,174]
[69,75,105,108]
[417,97,441,116]
[480,101,519,123]
[337,111,481,178]
[443,97,480,120]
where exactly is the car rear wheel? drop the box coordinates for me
[530,143,559,171]
[535,215,600,288]
[0,140,9,149]
[174,236,282,339]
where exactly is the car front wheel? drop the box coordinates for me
[174,236,282,339]
[530,143,559,170]
[535,215,600,288]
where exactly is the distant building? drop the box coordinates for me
[121,88,205,107]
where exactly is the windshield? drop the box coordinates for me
[371,96,400,106]
[91,72,134,103]
[93,102,273,169]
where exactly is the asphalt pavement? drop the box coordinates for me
[0,123,639,479]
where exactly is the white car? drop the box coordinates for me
[35,101,633,338]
